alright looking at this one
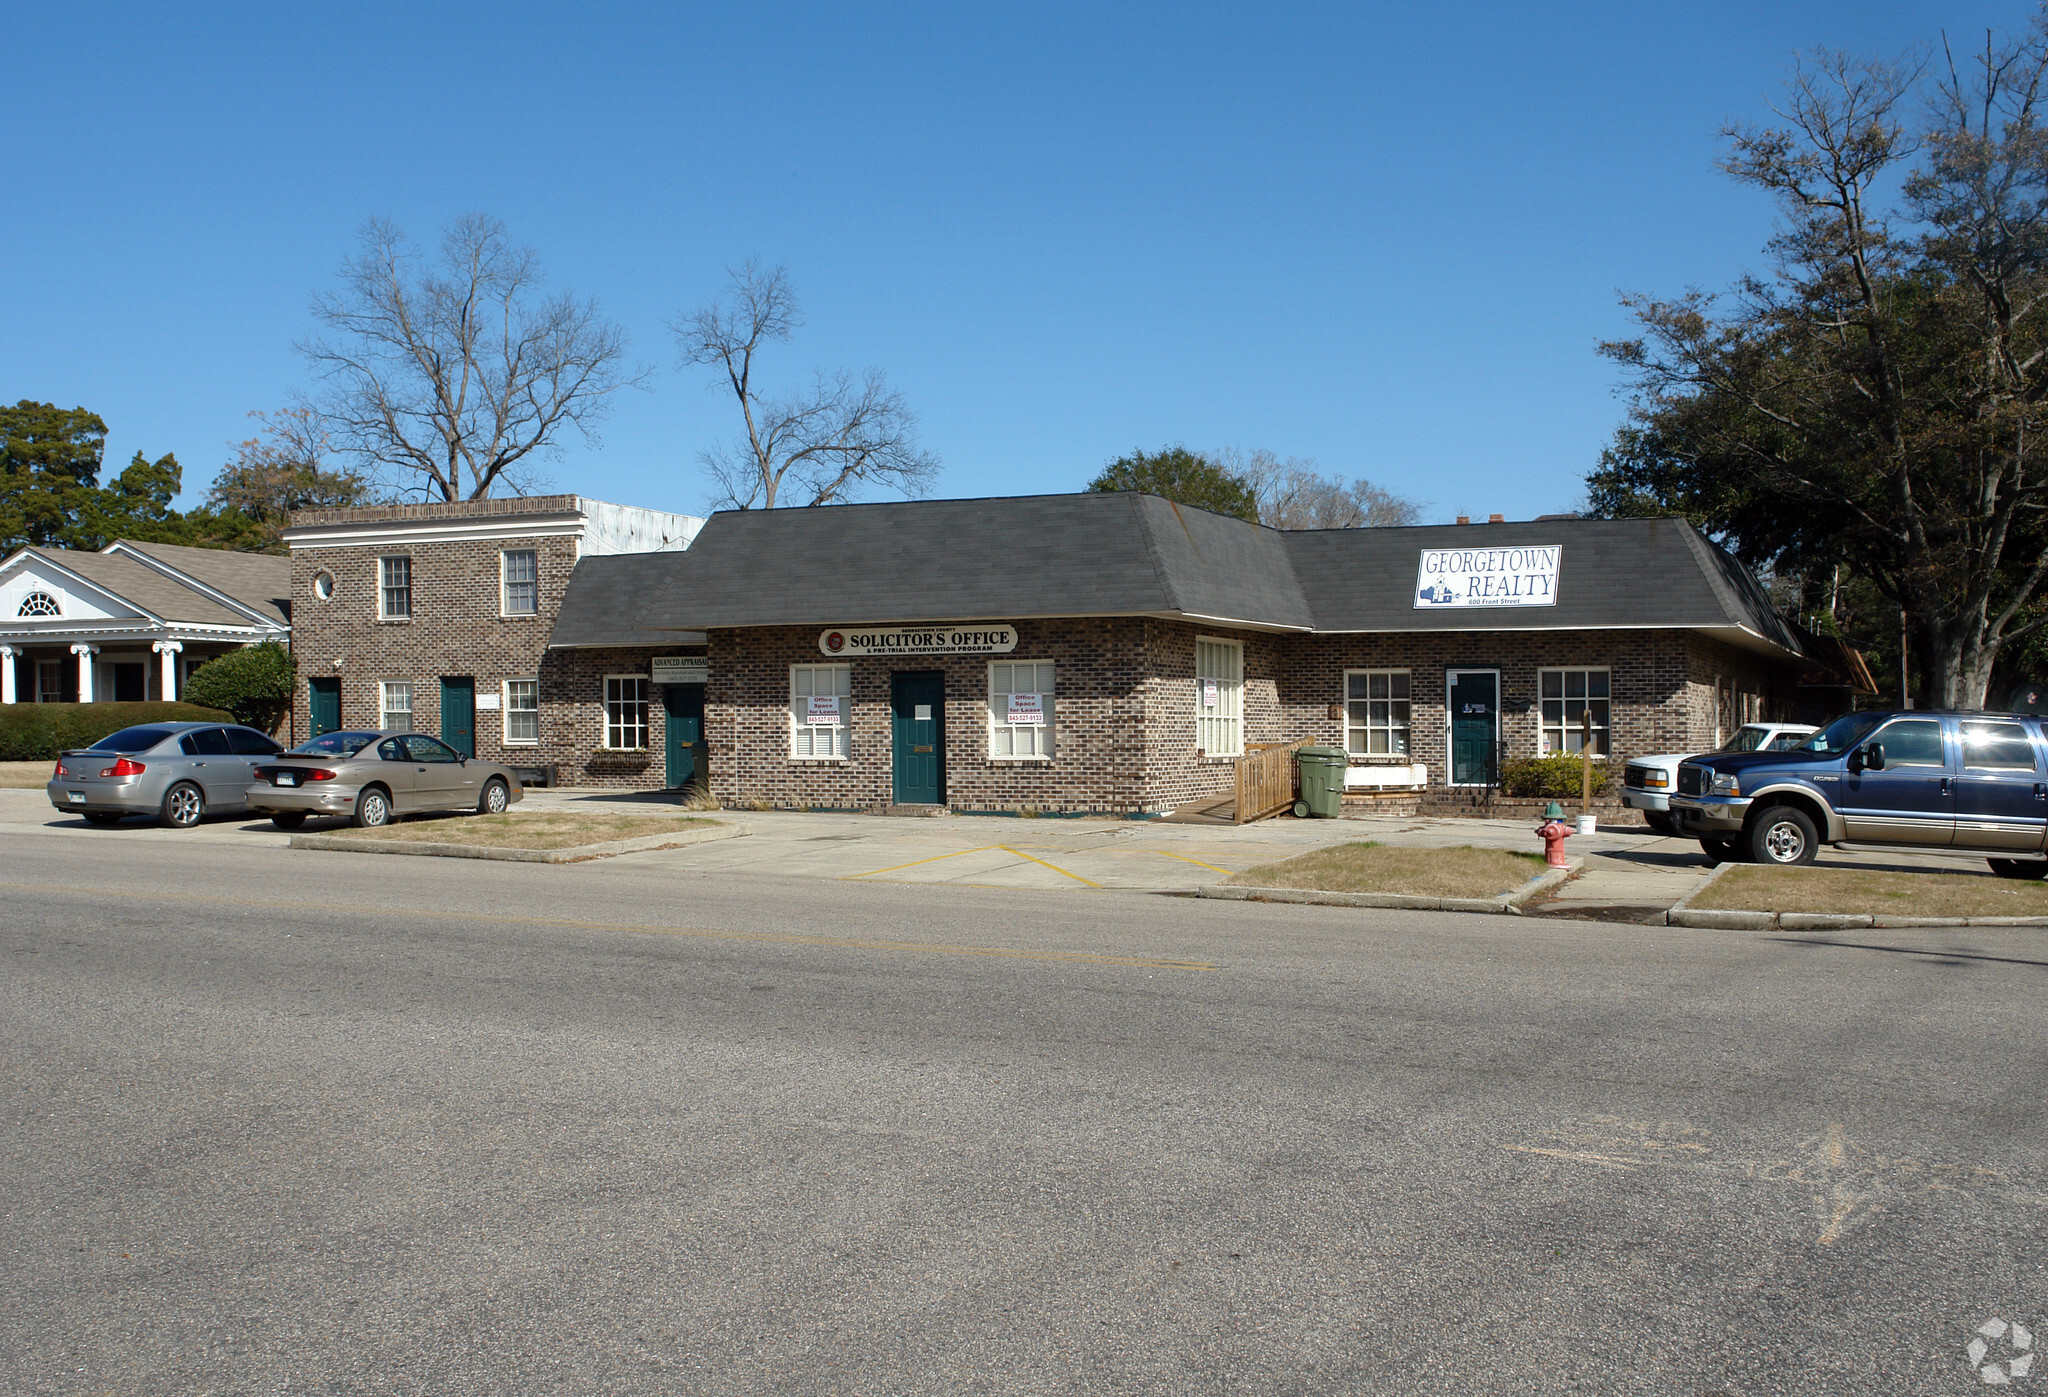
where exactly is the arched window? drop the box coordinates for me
[16,591,60,618]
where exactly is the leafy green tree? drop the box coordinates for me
[203,408,375,551]
[0,402,107,549]
[183,641,295,733]
[1088,446,1259,522]
[1589,26,2048,708]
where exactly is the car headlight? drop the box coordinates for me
[1644,772,1669,789]
[1709,772,1741,797]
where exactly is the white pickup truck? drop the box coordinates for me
[1622,722,1817,835]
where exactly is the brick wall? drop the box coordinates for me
[288,518,699,788]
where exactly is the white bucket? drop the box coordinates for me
[1575,814,1598,836]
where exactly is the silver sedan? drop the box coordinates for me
[244,730,525,829]
[47,720,287,828]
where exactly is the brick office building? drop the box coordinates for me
[572,492,1824,815]
[283,496,703,788]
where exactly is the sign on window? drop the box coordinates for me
[1006,692,1043,725]
[805,695,843,725]
[1201,680,1219,709]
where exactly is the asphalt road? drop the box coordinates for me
[2,831,2044,1395]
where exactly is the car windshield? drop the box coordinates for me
[291,731,380,757]
[1795,712,1886,755]
[87,726,175,753]
[1720,726,1772,752]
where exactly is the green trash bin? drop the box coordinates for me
[1294,745,1348,818]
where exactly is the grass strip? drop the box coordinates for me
[1226,841,1549,899]
[1691,863,2048,918]
[345,811,719,851]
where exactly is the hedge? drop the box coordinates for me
[184,641,294,732]
[1500,753,1613,799]
[0,702,235,762]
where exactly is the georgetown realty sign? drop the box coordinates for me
[1415,545,1562,608]
[819,624,1019,656]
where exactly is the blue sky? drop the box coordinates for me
[3,1,2031,525]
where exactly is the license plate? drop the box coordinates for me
[276,773,298,786]
[67,791,85,804]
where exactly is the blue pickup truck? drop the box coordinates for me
[1668,709,2048,876]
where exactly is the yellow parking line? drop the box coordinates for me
[0,882,1213,971]
[997,845,1102,888]
[842,844,1001,880]
[1150,850,1238,875]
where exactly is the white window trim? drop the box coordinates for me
[1195,635,1244,759]
[1343,668,1413,759]
[789,662,851,762]
[1538,666,1612,758]
[602,673,650,751]
[500,549,539,619]
[988,659,1056,763]
[502,677,539,746]
[378,555,412,621]
[379,679,413,732]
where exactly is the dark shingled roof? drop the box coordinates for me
[548,553,707,648]
[545,492,1805,659]
[112,540,291,625]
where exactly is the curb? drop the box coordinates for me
[1193,858,1582,915]
[289,820,749,863]
[1662,860,2048,928]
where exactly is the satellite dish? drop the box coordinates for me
[2008,683,2048,715]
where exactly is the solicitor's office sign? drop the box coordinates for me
[1414,546,1561,609]
[819,624,1018,656]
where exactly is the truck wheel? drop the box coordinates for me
[1699,837,1743,863]
[1748,805,1818,866]
[1987,857,2048,880]
[1644,811,1677,836]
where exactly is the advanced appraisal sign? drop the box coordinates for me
[1415,545,1562,608]
[818,624,1018,656]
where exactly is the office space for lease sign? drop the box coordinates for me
[1415,546,1561,608]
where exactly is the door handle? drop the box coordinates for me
[1940,777,1949,794]
[2036,783,2045,799]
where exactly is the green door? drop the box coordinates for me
[664,684,705,788]
[1448,669,1499,786]
[891,672,945,805]
[309,678,341,737]
[440,677,475,757]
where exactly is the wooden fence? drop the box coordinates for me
[1234,739,1308,824]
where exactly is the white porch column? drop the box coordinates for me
[0,646,15,705]
[72,644,97,703]
[153,640,183,701]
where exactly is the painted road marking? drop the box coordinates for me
[996,845,1102,888]
[842,845,1002,880]
[0,882,1216,972]
[1149,850,1239,876]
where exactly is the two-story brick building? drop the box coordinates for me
[282,496,703,788]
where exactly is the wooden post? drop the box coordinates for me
[1579,708,1593,815]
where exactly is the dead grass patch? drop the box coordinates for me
[1694,863,2048,918]
[347,811,719,851]
[1227,842,1550,899]
[0,761,55,789]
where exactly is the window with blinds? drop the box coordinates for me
[1195,637,1243,756]
[989,661,1055,758]
[790,664,851,758]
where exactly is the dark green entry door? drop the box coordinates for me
[1448,669,1499,786]
[664,684,705,788]
[891,672,945,805]
[309,678,341,737]
[440,677,475,757]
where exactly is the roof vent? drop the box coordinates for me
[1488,513,1505,524]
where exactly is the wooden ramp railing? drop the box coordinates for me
[1234,739,1307,824]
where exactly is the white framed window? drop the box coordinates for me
[504,678,539,745]
[37,660,64,703]
[501,549,538,616]
[1540,668,1610,756]
[1345,670,1411,755]
[604,675,649,750]
[1195,636,1244,757]
[380,680,413,732]
[379,556,412,619]
[989,660,1055,759]
[18,590,60,617]
[790,663,851,759]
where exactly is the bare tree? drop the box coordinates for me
[203,407,377,549]
[675,261,939,509]
[1220,447,1422,529]
[301,216,644,501]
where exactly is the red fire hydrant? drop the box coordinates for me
[1537,812,1572,867]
